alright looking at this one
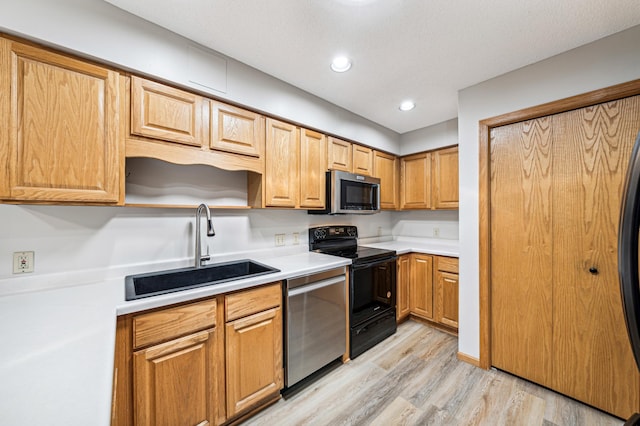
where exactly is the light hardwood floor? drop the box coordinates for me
[244,321,623,426]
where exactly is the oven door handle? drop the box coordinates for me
[351,257,397,271]
[288,276,345,297]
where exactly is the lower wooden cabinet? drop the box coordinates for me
[134,329,217,426]
[396,254,411,321]
[434,257,459,329]
[410,254,434,320]
[226,306,283,416]
[112,282,283,426]
[397,253,459,332]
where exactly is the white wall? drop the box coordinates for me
[457,24,640,359]
[0,0,400,153]
[400,118,458,156]
[0,203,393,281]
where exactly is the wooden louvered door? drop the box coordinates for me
[551,96,640,417]
[490,95,640,418]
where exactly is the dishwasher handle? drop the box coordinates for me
[287,275,345,297]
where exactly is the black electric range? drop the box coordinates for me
[309,225,397,358]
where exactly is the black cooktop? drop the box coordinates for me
[309,225,396,264]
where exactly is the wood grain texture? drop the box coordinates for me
[264,118,299,207]
[551,96,640,418]
[479,79,640,373]
[225,283,281,322]
[132,298,217,349]
[396,254,412,322]
[327,136,352,171]
[401,152,432,209]
[5,38,121,203]
[433,145,459,209]
[353,144,373,176]
[490,117,554,388]
[112,316,134,426]
[131,76,204,147]
[210,100,264,158]
[373,150,399,210]
[435,270,459,329]
[226,306,283,418]
[410,254,433,320]
[299,128,326,209]
[436,256,459,274]
[245,321,622,426]
[0,38,10,198]
[134,328,216,426]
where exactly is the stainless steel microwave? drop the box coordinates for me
[309,170,381,215]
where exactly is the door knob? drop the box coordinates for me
[589,267,598,275]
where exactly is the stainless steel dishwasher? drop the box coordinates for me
[284,266,346,388]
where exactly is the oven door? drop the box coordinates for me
[350,256,397,327]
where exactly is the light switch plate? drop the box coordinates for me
[13,251,34,274]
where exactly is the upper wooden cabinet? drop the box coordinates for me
[210,100,264,158]
[0,37,122,204]
[353,144,373,176]
[373,150,399,210]
[327,137,352,172]
[264,118,299,207]
[432,146,459,209]
[131,76,205,147]
[299,128,327,209]
[401,152,432,209]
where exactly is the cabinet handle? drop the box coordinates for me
[589,267,598,275]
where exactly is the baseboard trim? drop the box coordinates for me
[457,351,483,368]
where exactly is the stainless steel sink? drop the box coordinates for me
[125,259,280,300]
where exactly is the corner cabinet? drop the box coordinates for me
[396,254,411,321]
[0,37,123,204]
[432,146,459,209]
[410,254,434,319]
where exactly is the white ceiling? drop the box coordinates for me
[104,0,640,134]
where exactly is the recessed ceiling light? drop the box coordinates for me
[331,56,352,73]
[399,100,415,111]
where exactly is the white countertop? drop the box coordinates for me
[361,236,459,257]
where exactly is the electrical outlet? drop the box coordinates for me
[292,232,300,245]
[275,233,286,246]
[433,227,440,237]
[13,251,34,274]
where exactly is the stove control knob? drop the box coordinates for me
[347,228,357,237]
[314,229,327,240]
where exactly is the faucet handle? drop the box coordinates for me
[200,245,211,265]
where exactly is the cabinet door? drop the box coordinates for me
[435,270,459,329]
[265,118,299,207]
[0,38,121,203]
[134,329,216,426]
[352,144,373,176]
[401,152,431,209]
[410,254,433,320]
[433,146,459,209]
[327,137,352,171]
[131,76,204,147]
[226,307,283,417]
[373,151,399,210]
[396,254,411,322]
[299,128,326,209]
[210,100,264,158]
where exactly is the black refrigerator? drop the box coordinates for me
[618,131,640,426]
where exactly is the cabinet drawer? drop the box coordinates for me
[436,256,459,274]
[133,298,216,349]
[225,283,281,322]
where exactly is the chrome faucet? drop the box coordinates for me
[195,203,215,268]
